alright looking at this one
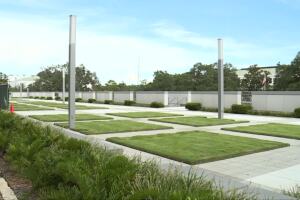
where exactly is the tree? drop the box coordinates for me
[0,72,8,84]
[28,64,100,91]
[274,52,300,90]
[241,65,271,91]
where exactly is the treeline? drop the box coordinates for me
[6,51,300,92]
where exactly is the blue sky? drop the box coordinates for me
[0,0,299,84]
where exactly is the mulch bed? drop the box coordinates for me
[0,152,37,200]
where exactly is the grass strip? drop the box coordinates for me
[222,123,300,140]
[29,114,112,122]
[151,116,247,127]
[23,101,107,110]
[13,103,54,111]
[108,131,289,165]
[106,112,183,118]
[56,120,172,135]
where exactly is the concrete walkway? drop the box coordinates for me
[15,100,300,199]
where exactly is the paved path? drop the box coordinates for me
[0,178,17,200]
[15,100,300,199]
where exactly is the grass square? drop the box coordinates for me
[30,114,112,122]
[107,131,289,164]
[222,123,300,140]
[150,116,247,127]
[26,101,107,110]
[107,112,182,118]
[13,103,54,111]
[56,120,172,135]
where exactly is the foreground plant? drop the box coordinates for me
[0,111,256,200]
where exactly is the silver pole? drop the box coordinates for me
[218,39,224,119]
[20,84,22,98]
[62,68,65,104]
[68,15,76,129]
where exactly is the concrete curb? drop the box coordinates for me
[0,178,17,200]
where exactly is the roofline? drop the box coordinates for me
[240,66,277,70]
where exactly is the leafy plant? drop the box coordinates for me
[150,102,164,108]
[124,100,135,106]
[295,108,300,118]
[88,98,96,103]
[185,103,202,111]
[104,100,113,104]
[231,104,252,114]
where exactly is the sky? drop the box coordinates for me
[0,0,299,84]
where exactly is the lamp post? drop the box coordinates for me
[68,15,76,129]
[62,67,66,104]
[218,39,224,119]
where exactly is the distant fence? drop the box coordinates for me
[10,90,300,112]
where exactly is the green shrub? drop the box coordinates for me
[0,112,255,200]
[34,96,39,99]
[294,108,300,118]
[150,101,164,108]
[231,104,252,114]
[75,98,83,102]
[46,97,53,100]
[29,96,34,98]
[55,96,61,101]
[65,97,69,101]
[185,103,202,111]
[88,98,96,103]
[124,100,136,106]
[104,100,113,104]
[40,97,46,99]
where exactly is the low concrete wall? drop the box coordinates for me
[252,91,300,112]
[191,91,241,109]
[113,91,133,103]
[136,91,165,105]
[95,91,113,102]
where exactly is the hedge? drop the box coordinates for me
[150,101,164,108]
[231,104,252,114]
[104,100,113,104]
[295,108,300,118]
[88,98,96,103]
[185,103,202,111]
[124,100,136,106]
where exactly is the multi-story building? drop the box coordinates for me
[236,66,277,85]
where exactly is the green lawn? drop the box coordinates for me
[107,112,182,118]
[25,101,107,110]
[56,120,172,135]
[13,103,54,111]
[151,116,247,127]
[107,131,289,164]
[223,123,300,140]
[30,114,112,122]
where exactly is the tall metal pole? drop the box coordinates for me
[68,15,76,129]
[62,68,65,104]
[218,39,224,119]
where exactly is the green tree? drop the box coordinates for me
[0,72,8,84]
[28,64,100,91]
[274,52,300,90]
[241,65,271,91]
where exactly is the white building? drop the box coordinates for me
[8,75,38,88]
[236,66,277,85]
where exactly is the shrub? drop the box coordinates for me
[55,96,61,101]
[88,98,96,103]
[150,101,164,108]
[0,112,254,200]
[29,96,33,98]
[124,100,136,106]
[75,98,83,102]
[40,96,46,99]
[34,96,39,99]
[65,97,69,101]
[185,103,202,111]
[104,100,113,104]
[231,104,252,114]
[294,108,300,118]
[46,97,53,100]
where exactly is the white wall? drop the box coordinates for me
[96,91,113,102]
[113,91,132,103]
[168,91,188,106]
[136,91,165,104]
[191,91,241,109]
[252,91,300,112]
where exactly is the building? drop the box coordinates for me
[8,75,38,88]
[236,66,277,85]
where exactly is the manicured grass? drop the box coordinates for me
[30,114,112,122]
[13,103,54,111]
[25,101,107,110]
[151,116,247,127]
[223,123,300,140]
[107,131,289,164]
[107,111,183,118]
[56,120,172,135]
